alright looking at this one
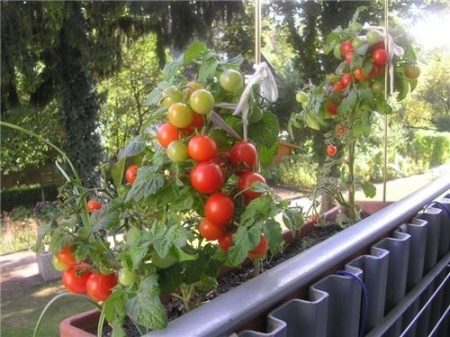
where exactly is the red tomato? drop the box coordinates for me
[333,81,345,93]
[87,200,102,213]
[218,233,234,252]
[370,41,385,51]
[58,246,77,267]
[340,40,353,56]
[190,162,224,194]
[86,272,118,302]
[327,102,338,116]
[237,171,266,203]
[353,68,368,81]
[372,49,387,66]
[188,135,217,162]
[369,64,384,78]
[183,112,205,135]
[230,141,257,172]
[157,122,181,148]
[199,219,225,241]
[309,214,320,224]
[205,193,235,227]
[248,235,269,260]
[327,145,337,157]
[345,52,353,65]
[340,74,353,88]
[336,124,346,137]
[125,165,139,184]
[62,263,92,294]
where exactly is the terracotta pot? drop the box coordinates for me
[59,200,388,336]
[272,141,300,165]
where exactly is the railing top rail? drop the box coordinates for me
[147,174,450,337]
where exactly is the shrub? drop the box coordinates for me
[0,184,59,211]
[410,131,450,169]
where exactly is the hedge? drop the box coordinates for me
[1,184,60,211]
[410,130,450,168]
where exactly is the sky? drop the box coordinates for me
[408,7,450,51]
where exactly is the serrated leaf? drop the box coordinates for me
[240,195,273,227]
[226,226,260,266]
[118,137,146,160]
[248,111,279,147]
[92,211,120,232]
[126,275,167,330]
[163,56,183,80]
[145,87,163,106]
[362,181,376,198]
[339,91,357,114]
[153,225,189,258]
[263,219,283,254]
[111,158,125,191]
[305,114,321,130]
[183,41,207,64]
[282,208,304,234]
[198,57,218,84]
[125,167,165,202]
[104,289,126,323]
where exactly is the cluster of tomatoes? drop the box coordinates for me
[52,246,117,301]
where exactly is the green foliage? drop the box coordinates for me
[1,185,59,212]
[410,131,450,168]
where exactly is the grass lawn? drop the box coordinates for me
[1,281,95,337]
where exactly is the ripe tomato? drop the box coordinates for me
[125,165,139,184]
[52,255,69,271]
[248,235,269,260]
[190,161,224,194]
[353,68,368,81]
[189,89,215,115]
[86,272,117,302]
[333,81,345,93]
[218,233,234,252]
[230,141,257,172]
[327,102,338,116]
[219,69,244,92]
[237,171,266,203]
[336,124,346,137]
[340,74,353,88]
[168,102,193,128]
[167,140,188,162]
[372,49,387,66]
[58,246,77,267]
[370,41,385,51]
[118,268,135,286]
[369,64,384,78]
[404,65,420,80]
[205,193,235,227]
[183,112,205,135]
[87,200,102,213]
[327,145,337,157]
[188,135,217,162]
[345,52,353,65]
[340,40,353,56]
[62,263,92,294]
[199,218,225,241]
[157,122,181,148]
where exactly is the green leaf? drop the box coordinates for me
[144,87,163,106]
[305,114,321,130]
[118,137,146,159]
[221,54,244,68]
[362,181,376,198]
[153,225,189,258]
[282,208,304,234]
[163,56,183,80]
[240,195,273,227]
[111,158,125,190]
[126,275,167,330]
[260,142,279,166]
[183,41,207,64]
[263,219,283,255]
[248,111,280,148]
[92,211,120,232]
[339,91,357,114]
[103,289,126,324]
[198,56,218,84]
[226,226,261,266]
[125,167,165,202]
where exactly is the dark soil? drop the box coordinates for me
[103,224,342,337]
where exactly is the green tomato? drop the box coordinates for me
[152,253,177,269]
[162,96,177,108]
[168,103,193,128]
[189,89,215,115]
[52,255,68,271]
[118,268,136,286]
[333,44,342,60]
[248,106,263,123]
[350,22,362,32]
[167,140,188,162]
[352,38,363,49]
[219,69,244,92]
[404,65,421,80]
[163,85,184,102]
[372,81,384,94]
[366,30,381,45]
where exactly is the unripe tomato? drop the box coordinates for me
[125,165,139,184]
[340,40,353,56]
[248,235,269,260]
[340,74,353,88]
[157,122,181,148]
[366,30,381,44]
[189,89,215,115]
[333,81,345,93]
[327,102,338,116]
[52,255,69,271]
[58,246,77,267]
[62,263,92,294]
[162,96,177,109]
[167,140,188,163]
[372,49,387,66]
[218,233,234,252]
[230,141,257,172]
[219,69,244,92]
[353,68,368,81]
[327,145,337,157]
[168,103,193,128]
[345,52,353,65]
[86,272,117,302]
[333,44,342,60]
[199,218,225,241]
[372,81,384,94]
[404,65,421,80]
[163,85,184,102]
[352,38,363,49]
[183,81,202,98]
[205,193,235,227]
[237,171,266,203]
[190,162,224,194]
[87,200,102,213]
[188,135,217,162]
[118,268,136,286]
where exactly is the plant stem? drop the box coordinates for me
[347,139,357,223]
